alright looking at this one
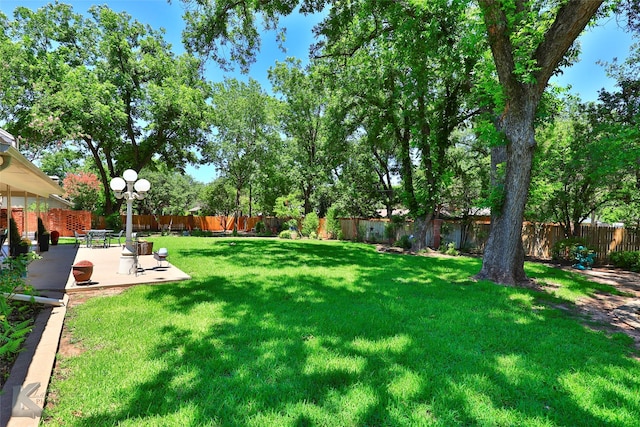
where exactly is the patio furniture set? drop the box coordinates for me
[74,229,124,248]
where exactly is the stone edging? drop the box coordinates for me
[1,294,68,427]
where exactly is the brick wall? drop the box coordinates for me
[1,208,91,237]
[48,208,91,237]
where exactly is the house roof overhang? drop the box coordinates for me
[0,143,62,198]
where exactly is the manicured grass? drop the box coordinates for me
[44,238,640,426]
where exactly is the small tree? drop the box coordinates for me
[8,217,28,257]
[9,218,22,250]
[301,212,319,238]
[325,206,342,240]
[63,172,102,211]
[274,193,303,223]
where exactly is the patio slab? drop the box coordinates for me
[1,242,191,426]
[66,245,191,292]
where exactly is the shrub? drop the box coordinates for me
[394,234,412,250]
[325,206,341,239]
[284,219,298,231]
[302,212,319,237]
[551,237,587,262]
[609,251,640,271]
[279,230,293,239]
[37,217,48,238]
[1,254,40,377]
[255,221,265,234]
[309,231,318,240]
[105,213,123,231]
[191,230,213,237]
[9,218,22,249]
[385,222,397,243]
[440,241,459,256]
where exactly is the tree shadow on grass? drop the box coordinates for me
[178,239,395,271]
[58,241,640,426]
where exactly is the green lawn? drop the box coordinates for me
[44,237,640,426]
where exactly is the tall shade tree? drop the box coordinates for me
[595,46,640,228]
[474,0,604,284]
[268,58,329,215]
[38,147,84,179]
[0,3,211,215]
[180,0,605,283]
[137,164,204,216]
[315,0,484,247]
[200,177,237,218]
[204,77,279,231]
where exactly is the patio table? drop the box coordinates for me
[85,229,113,248]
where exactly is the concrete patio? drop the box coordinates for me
[1,242,191,426]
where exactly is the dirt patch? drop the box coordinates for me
[65,286,131,308]
[56,286,132,358]
[558,267,640,351]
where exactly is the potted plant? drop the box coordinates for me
[36,217,50,252]
[50,230,60,245]
[9,218,29,257]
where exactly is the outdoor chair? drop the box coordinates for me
[89,231,108,248]
[153,247,169,268]
[74,230,87,248]
[108,230,124,247]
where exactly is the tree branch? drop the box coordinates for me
[533,0,604,97]
[477,0,518,93]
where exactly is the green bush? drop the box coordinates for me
[325,206,341,239]
[385,222,397,242]
[301,212,319,237]
[440,241,459,256]
[9,218,22,249]
[394,234,412,250]
[255,221,265,233]
[279,230,293,239]
[37,217,47,238]
[609,251,640,271]
[283,219,298,231]
[385,215,405,243]
[105,213,123,231]
[551,237,587,262]
[1,254,40,379]
[191,229,213,237]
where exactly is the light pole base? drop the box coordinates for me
[118,247,137,275]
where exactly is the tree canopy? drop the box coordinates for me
[2,0,637,286]
[0,3,212,214]
[178,0,609,284]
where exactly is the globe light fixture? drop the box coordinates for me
[110,169,150,274]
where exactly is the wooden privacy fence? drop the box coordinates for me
[337,218,640,264]
[466,222,640,263]
[93,214,279,234]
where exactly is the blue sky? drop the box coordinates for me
[0,1,636,183]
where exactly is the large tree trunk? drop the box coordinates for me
[476,101,536,285]
[476,0,603,285]
[412,213,434,252]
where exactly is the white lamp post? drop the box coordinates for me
[110,169,150,274]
